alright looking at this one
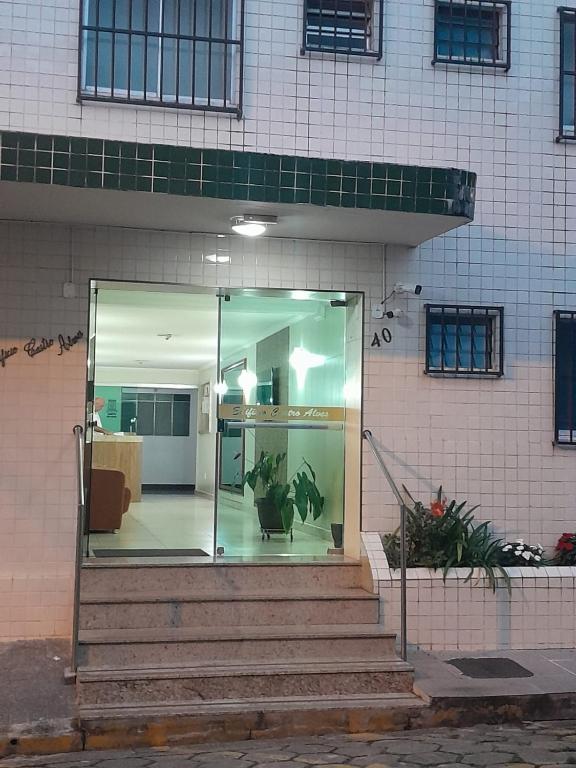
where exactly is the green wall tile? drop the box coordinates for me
[0,131,476,225]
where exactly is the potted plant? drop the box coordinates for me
[382,486,510,591]
[242,451,325,540]
[555,532,576,564]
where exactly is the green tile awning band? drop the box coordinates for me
[0,131,476,219]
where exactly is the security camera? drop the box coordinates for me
[385,308,404,319]
[393,282,422,296]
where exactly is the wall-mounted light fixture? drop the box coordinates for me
[289,346,326,390]
[231,214,278,237]
[237,368,258,402]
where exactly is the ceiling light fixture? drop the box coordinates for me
[230,214,278,237]
[205,253,231,264]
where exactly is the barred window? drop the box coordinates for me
[433,0,511,70]
[302,0,383,58]
[425,305,504,377]
[79,0,243,116]
[559,8,576,140]
[554,311,576,444]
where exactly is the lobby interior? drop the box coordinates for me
[86,281,361,560]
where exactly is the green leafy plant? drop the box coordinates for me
[243,451,325,533]
[382,486,510,591]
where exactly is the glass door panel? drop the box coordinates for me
[215,289,359,558]
[84,282,219,559]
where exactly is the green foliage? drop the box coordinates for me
[382,486,510,591]
[243,452,325,533]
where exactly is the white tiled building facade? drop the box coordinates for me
[0,0,575,643]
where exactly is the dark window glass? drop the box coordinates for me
[555,312,576,444]
[80,0,239,112]
[154,400,172,435]
[425,305,504,376]
[172,399,191,436]
[120,400,136,432]
[137,400,154,435]
[560,9,576,140]
[121,391,191,436]
[433,0,510,69]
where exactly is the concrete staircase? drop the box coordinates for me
[76,561,420,735]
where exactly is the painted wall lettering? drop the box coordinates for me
[0,346,18,368]
[371,328,393,347]
[0,330,84,371]
[24,337,54,357]
[57,330,84,356]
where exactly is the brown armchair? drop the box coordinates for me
[89,467,131,532]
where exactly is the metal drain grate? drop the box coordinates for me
[447,657,534,679]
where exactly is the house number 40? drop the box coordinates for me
[371,328,392,347]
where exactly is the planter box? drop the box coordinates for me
[361,532,576,651]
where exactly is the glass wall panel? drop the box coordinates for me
[215,290,361,558]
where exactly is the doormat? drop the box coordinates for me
[92,548,209,557]
[447,657,534,679]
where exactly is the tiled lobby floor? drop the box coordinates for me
[88,493,332,558]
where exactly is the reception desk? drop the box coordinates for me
[92,434,143,502]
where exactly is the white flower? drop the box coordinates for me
[515,548,524,555]
[535,555,542,561]
[522,551,531,560]
[502,545,512,552]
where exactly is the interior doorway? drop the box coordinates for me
[84,281,363,561]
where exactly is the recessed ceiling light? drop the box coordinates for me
[205,253,231,264]
[231,214,277,237]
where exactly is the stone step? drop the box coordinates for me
[79,589,379,630]
[79,691,424,720]
[80,561,362,597]
[79,692,426,747]
[77,624,397,668]
[77,659,414,707]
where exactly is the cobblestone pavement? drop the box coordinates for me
[4,721,576,768]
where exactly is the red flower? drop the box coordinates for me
[430,500,446,517]
[565,543,575,552]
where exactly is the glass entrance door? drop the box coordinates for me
[215,289,362,558]
[83,281,361,561]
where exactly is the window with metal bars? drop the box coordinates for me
[559,8,576,140]
[425,305,504,377]
[79,0,243,116]
[554,311,576,444]
[302,0,383,58]
[433,0,511,70]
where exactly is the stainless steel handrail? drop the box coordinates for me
[362,429,408,662]
[223,421,343,431]
[70,424,85,678]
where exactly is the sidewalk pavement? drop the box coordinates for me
[3,719,576,768]
[2,640,576,758]
[412,647,576,699]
